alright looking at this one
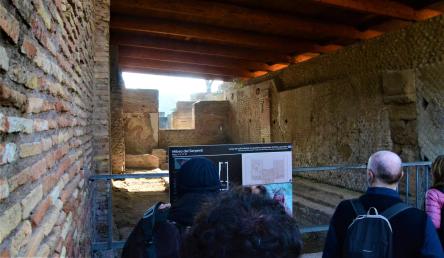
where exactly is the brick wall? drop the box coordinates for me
[0,0,106,256]
[93,0,110,174]
[225,81,271,144]
[225,16,444,190]
[110,46,125,173]
[159,101,230,148]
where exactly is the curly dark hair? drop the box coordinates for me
[181,187,302,258]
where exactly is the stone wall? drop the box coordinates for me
[170,101,194,129]
[0,0,104,256]
[225,16,444,190]
[123,89,159,155]
[416,62,444,161]
[159,101,230,148]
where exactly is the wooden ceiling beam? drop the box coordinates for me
[118,46,280,71]
[111,0,381,40]
[111,31,291,63]
[111,15,342,53]
[120,66,234,81]
[313,0,442,21]
[119,57,258,78]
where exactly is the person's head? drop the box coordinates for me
[367,150,403,189]
[432,155,444,187]
[245,185,267,196]
[177,157,221,198]
[181,188,302,258]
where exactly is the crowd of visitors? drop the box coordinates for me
[122,152,444,258]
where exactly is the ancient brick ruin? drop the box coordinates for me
[0,0,443,257]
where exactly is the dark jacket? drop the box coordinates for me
[323,187,444,258]
[121,192,215,258]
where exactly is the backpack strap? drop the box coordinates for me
[381,202,412,220]
[142,202,166,257]
[350,199,366,216]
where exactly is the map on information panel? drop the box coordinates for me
[242,151,292,186]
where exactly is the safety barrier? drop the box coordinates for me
[89,161,431,252]
[293,161,431,233]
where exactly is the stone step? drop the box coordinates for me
[293,177,360,223]
[301,252,322,258]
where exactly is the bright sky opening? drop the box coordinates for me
[122,72,223,115]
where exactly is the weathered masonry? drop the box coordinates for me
[0,0,110,256]
[0,0,444,257]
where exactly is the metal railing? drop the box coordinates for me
[293,161,432,233]
[89,161,431,253]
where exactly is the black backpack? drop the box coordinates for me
[121,202,182,258]
[343,199,411,258]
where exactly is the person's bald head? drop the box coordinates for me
[367,151,403,186]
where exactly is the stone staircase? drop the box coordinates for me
[293,176,361,226]
[292,177,361,253]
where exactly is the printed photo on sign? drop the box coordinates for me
[265,183,293,215]
[241,151,292,186]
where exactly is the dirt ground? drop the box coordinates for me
[111,172,328,253]
[112,170,170,240]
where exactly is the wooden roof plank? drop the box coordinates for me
[111,15,342,53]
[313,0,442,21]
[111,31,291,63]
[119,57,258,78]
[121,66,234,81]
[118,46,279,71]
[112,0,381,40]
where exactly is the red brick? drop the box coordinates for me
[30,158,47,181]
[9,167,31,191]
[19,142,42,158]
[0,245,10,258]
[11,0,33,25]
[0,3,20,43]
[34,119,49,132]
[21,37,38,59]
[0,82,27,110]
[0,142,17,165]
[31,196,52,226]
[43,157,73,194]
[0,45,9,71]
[61,175,80,203]
[45,151,56,169]
[21,184,43,219]
[55,101,69,112]
[0,178,9,200]
[55,238,63,254]
[3,116,34,134]
[57,115,71,128]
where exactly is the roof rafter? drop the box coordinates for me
[111,0,382,40]
[111,15,342,53]
[121,66,234,81]
[313,0,442,21]
[119,57,259,78]
[111,31,291,63]
[118,46,282,71]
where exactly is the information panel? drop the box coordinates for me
[168,143,293,213]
